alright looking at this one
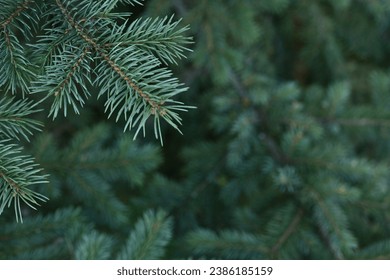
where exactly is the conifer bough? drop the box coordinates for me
[0,0,192,221]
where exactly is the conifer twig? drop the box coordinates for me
[228,68,291,164]
[269,208,303,256]
[55,0,161,112]
[0,0,34,28]
[54,46,90,97]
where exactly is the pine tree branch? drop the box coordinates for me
[228,68,291,164]
[31,43,94,117]
[75,230,113,259]
[0,1,37,94]
[0,97,42,141]
[102,16,192,65]
[55,0,161,112]
[0,0,34,29]
[51,0,193,143]
[118,210,172,259]
[312,193,348,260]
[1,30,14,83]
[269,208,304,257]
[0,141,48,223]
[53,46,90,97]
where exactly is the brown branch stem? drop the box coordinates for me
[53,47,90,97]
[0,0,34,29]
[269,208,304,257]
[0,171,21,194]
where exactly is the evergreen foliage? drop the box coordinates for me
[2,0,390,261]
[0,0,191,222]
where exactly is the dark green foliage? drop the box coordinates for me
[0,97,47,223]
[0,0,191,221]
[0,207,84,259]
[0,140,48,223]
[0,97,42,141]
[118,210,172,259]
[145,0,390,260]
[2,0,390,260]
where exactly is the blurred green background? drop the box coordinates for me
[2,0,390,260]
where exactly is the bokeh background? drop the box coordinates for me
[2,0,390,259]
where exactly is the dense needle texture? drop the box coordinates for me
[2,0,390,261]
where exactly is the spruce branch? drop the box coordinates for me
[0,207,83,258]
[0,96,46,222]
[55,0,159,108]
[228,68,291,164]
[75,230,114,260]
[29,124,161,225]
[67,171,128,227]
[0,0,35,29]
[102,16,192,65]
[118,210,172,259]
[0,0,38,94]
[0,96,43,141]
[32,44,93,117]
[0,141,48,223]
[38,0,194,144]
[0,28,36,94]
[311,191,357,259]
[0,0,193,221]
[269,208,304,257]
[53,47,90,98]
[120,0,143,6]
